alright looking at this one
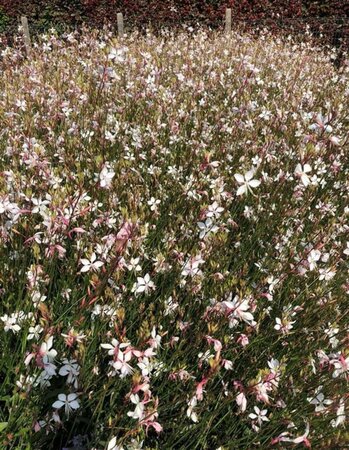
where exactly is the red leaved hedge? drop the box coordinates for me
[0,0,348,46]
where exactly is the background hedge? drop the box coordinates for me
[0,1,348,46]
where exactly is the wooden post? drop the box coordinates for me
[117,13,124,38]
[225,8,232,34]
[21,16,31,55]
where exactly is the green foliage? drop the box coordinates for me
[0,7,10,33]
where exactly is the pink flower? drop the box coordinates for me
[196,377,208,401]
[273,423,311,448]
[205,335,222,352]
[116,221,134,242]
[237,334,249,347]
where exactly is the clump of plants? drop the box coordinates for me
[0,28,348,449]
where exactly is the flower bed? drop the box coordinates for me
[0,28,348,449]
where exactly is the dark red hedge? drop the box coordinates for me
[0,0,348,46]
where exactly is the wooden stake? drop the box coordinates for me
[117,13,124,38]
[21,16,31,55]
[225,8,232,34]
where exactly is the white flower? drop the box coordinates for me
[108,47,126,62]
[308,392,332,412]
[107,436,124,450]
[164,296,179,316]
[197,218,218,239]
[268,358,280,371]
[249,406,269,426]
[147,197,161,211]
[223,295,256,327]
[42,355,57,376]
[278,423,310,445]
[100,166,115,189]
[101,338,130,356]
[80,253,104,273]
[234,170,261,196]
[34,370,53,388]
[127,394,145,420]
[31,291,47,306]
[133,274,155,295]
[127,257,142,272]
[32,196,50,214]
[27,325,43,340]
[52,393,80,416]
[222,359,233,370]
[307,249,321,271]
[181,255,205,277]
[1,314,21,333]
[329,135,340,145]
[206,201,224,218]
[274,317,295,334]
[16,374,35,391]
[309,113,333,133]
[137,357,153,377]
[343,242,349,256]
[324,325,339,348]
[294,163,312,187]
[236,392,247,412]
[331,398,346,427]
[186,396,199,423]
[38,337,56,362]
[59,359,80,388]
[110,349,134,378]
[332,356,349,378]
[319,267,336,281]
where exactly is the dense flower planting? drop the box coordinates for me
[0,28,349,449]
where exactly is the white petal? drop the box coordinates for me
[136,285,146,293]
[301,174,310,186]
[245,170,255,181]
[294,163,302,174]
[236,185,247,196]
[234,173,244,184]
[46,336,53,350]
[107,437,117,450]
[93,261,104,268]
[59,367,69,376]
[69,400,80,410]
[249,179,260,188]
[52,400,64,409]
[242,312,254,322]
[101,343,113,349]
